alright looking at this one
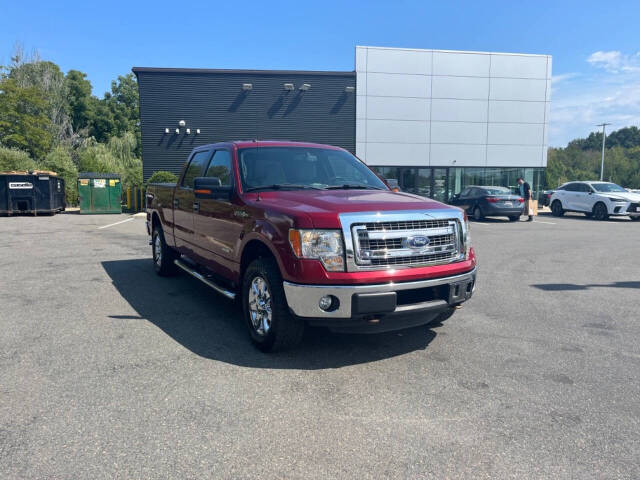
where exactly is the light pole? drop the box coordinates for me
[596,123,611,181]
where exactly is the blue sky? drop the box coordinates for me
[2,0,639,146]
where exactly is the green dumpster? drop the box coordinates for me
[78,172,122,214]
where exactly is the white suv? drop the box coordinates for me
[550,181,640,221]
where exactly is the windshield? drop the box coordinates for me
[481,187,511,195]
[238,147,388,192]
[592,183,626,193]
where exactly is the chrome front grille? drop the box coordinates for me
[363,219,451,231]
[351,219,461,269]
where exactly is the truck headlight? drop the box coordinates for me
[463,214,471,259]
[289,229,345,271]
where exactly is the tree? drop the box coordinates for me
[65,70,93,132]
[77,143,120,173]
[0,78,53,159]
[8,58,71,141]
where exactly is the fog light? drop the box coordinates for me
[319,295,333,311]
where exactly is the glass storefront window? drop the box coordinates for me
[368,165,546,203]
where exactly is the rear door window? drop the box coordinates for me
[182,150,211,188]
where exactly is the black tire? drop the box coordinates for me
[242,257,304,352]
[584,212,593,218]
[473,206,484,221]
[592,202,609,221]
[508,216,519,222]
[152,225,179,276]
[631,216,640,221]
[551,200,564,217]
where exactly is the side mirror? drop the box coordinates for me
[194,177,232,200]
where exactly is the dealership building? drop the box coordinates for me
[134,45,551,200]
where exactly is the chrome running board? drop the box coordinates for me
[174,259,236,300]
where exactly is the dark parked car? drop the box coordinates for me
[450,186,524,221]
[539,189,554,207]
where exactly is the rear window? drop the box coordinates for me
[481,187,511,195]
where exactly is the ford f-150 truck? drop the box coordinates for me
[146,141,477,351]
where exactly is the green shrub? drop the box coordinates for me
[42,146,79,205]
[0,146,37,172]
[147,170,178,184]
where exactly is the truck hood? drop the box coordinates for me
[247,189,456,228]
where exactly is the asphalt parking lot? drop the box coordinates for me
[1,212,639,479]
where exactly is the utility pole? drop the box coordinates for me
[596,123,611,181]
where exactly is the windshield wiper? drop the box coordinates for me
[245,184,322,192]
[325,184,384,190]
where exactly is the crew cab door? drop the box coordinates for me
[173,149,212,252]
[193,149,246,262]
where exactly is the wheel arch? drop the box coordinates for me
[151,211,161,231]
[240,237,279,279]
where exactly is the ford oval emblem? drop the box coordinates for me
[405,235,430,249]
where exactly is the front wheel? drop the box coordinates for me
[551,200,564,217]
[242,257,304,352]
[508,216,519,222]
[152,226,178,276]
[592,202,609,221]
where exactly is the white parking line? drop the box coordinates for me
[534,220,556,225]
[97,217,135,229]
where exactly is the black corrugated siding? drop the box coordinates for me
[135,69,356,180]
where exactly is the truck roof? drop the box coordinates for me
[197,140,345,151]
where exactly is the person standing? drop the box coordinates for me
[517,177,534,222]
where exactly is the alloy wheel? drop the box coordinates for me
[248,276,272,336]
[153,233,162,267]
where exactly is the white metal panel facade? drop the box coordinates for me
[355,46,551,168]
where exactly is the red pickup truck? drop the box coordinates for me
[146,141,477,351]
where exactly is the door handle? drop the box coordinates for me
[193,202,200,212]
[173,199,179,208]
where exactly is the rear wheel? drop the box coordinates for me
[242,257,304,352]
[551,200,564,217]
[152,226,178,276]
[473,206,484,221]
[592,202,609,221]
[508,216,519,222]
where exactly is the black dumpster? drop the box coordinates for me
[0,171,66,216]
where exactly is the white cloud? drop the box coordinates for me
[587,50,640,73]
[548,51,640,146]
[551,72,579,84]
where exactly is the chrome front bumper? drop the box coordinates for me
[283,267,477,319]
